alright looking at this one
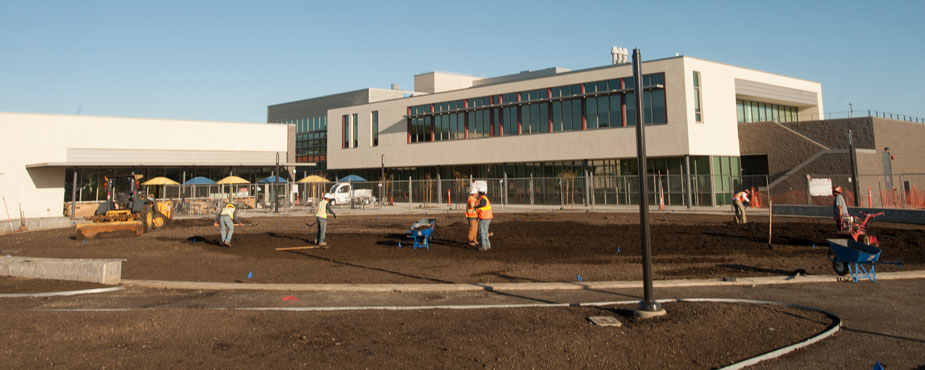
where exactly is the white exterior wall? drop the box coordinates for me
[324,56,823,171]
[329,57,694,170]
[682,57,823,157]
[0,112,288,219]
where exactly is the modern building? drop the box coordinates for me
[0,112,294,223]
[268,51,825,207]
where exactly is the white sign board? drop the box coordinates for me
[471,180,488,194]
[808,177,833,196]
[237,187,249,197]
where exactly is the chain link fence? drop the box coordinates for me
[64,172,925,218]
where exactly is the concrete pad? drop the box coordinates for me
[0,256,123,285]
[121,270,925,292]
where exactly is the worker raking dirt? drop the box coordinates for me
[314,194,336,247]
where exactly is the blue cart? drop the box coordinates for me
[826,239,902,283]
[406,218,436,250]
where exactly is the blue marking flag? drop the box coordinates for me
[873,361,884,370]
[247,272,254,280]
[577,274,583,282]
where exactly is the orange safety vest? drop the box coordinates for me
[733,191,750,203]
[465,195,479,218]
[476,195,493,220]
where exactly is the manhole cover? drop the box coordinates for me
[588,316,622,327]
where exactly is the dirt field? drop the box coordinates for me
[1,212,921,284]
[1,301,832,369]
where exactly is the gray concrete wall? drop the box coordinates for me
[0,217,76,235]
[772,204,925,225]
[0,256,122,284]
[782,117,876,149]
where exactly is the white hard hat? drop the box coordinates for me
[478,184,487,193]
[324,194,334,199]
[469,186,478,195]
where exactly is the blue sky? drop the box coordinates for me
[1,0,923,123]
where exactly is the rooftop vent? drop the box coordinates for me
[391,83,400,90]
[611,46,629,64]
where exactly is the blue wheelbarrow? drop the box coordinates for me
[826,239,902,283]
[406,218,436,250]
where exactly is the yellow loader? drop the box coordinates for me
[75,175,175,239]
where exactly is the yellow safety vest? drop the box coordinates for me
[221,205,236,219]
[476,196,493,220]
[316,199,329,219]
[465,195,479,218]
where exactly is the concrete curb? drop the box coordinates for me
[121,270,925,292]
[0,285,125,298]
[0,256,123,285]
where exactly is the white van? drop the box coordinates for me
[324,182,375,206]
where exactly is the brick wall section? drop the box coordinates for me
[782,117,876,149]
[738,121,828,180]
[740,117,925,208]
[872,118,925,175]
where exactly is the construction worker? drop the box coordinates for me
[315,194,336,246]
[732,189,750,224]
[833,185,849,231]
[465,185,480,246]
[475,185,493,250]
[213,201,241,247]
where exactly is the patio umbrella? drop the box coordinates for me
[142,176,179,186]
[297,175,330,183]
[259,176,288,183]
[339,175,367,182]
[217,176,249,185]
[184,176,216,185]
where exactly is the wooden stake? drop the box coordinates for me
[2,197,13,232]
[275,246,321,251]
[768,200,773,249]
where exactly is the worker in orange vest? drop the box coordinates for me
[475,185,493,250]
[465,186,480,246]
[732,189,751,224]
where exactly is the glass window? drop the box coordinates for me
[342,115,349,148]
[424,116,432,142]
[650,89,666,124]
[586,98,597,129]
[449,113,457,140]
[493,109,500,137]
[736,100,745,123]
[521,105,531,134]
[352,113,358,148]
[562,100,572,130]
[443,114,450,141]
[572,100,582,130]
[371,111,378,146]
[540,103,549,133]
[531,104,541,134]
[693,71,703,122]
[625,92,636,126]
[597,96,610,128]
[609,95,620,128]
[552,102,562,132]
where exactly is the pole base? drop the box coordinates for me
[634,300,666,319]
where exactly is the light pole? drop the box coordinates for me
[381,154,385,206]
[274,152,280,213]
[849,103,854,118]
[632,48,665,318]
